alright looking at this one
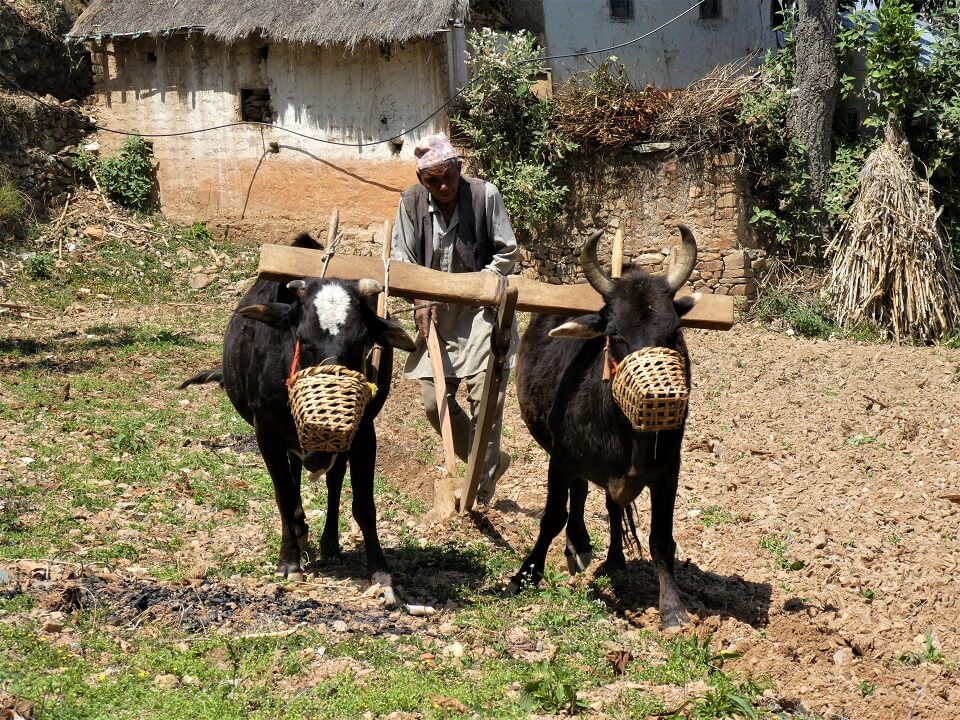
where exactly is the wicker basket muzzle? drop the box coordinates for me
[288,365,374,453]
[611,347,689,432]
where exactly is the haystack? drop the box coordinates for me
[825,122,960,343]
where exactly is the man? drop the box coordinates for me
[392,132,518,507]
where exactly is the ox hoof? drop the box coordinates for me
[371,571,398,607]
[502,580,521,598]
[660,607,691,632]
[565,543,593,575]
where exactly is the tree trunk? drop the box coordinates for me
[788,0,840,249]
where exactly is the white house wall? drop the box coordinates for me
[88,34,452,239]
[541,0,779,88]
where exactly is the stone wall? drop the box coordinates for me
[519,149,766,298]
[0,91,91,208]
[0,1,91,100]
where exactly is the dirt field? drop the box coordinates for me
[2,274,959,717]
[377,321,960,718]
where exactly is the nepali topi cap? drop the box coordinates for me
[414,133,458,170]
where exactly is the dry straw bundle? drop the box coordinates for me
[554,65,673,147]
[825,123,960,343]
[651,55,761,156]
[553,55,759,152]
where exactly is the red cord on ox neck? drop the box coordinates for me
[287,338,301,387]
[602,336,619,382]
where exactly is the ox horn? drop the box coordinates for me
[664,224,698,292]
[581,230,615,297]
[358,278,383,296]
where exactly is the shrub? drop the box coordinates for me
[26,253,54,280]
[94,135,156,211]
[453,29,575,237]
[753,290,838,339]
[0,180,25,232]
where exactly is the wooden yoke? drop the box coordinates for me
[258,244,735,330]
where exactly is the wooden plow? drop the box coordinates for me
[257,226,734,520]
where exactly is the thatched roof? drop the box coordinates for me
[68,0,468,48]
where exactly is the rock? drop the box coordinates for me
[833,647,853,665]
[188,273,216,290]
[82,225,105,240]
[41,619,63,633]
[154,674,180,690]
[812,533,828,549]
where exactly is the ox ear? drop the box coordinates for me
[674,292,701,317]
[237,302,297,330]
[286,279,307,298]
[549,314,605,340]
[371,316,417,352]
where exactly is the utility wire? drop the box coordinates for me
[0,1,708,147]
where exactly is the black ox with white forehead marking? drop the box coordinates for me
[183,233,415,601]
[509,225,698,629]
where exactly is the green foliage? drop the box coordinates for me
[71,147,97,180]
[752,290,838,338]
[182,220,212,243]
[25,252,54,280]
[0,179,25,232]
[864,0,923,121]
[521,661,588,715]
[94,135,156,211]
[453,29,575,236]
[701,505,735,528]
[739,15,822,258]
[824,139,878,224]
[896,630,944,665]
[759,534,806,571]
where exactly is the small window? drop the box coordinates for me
[610,0,633,21]
[700,0,722,20]
[240,87,274,124]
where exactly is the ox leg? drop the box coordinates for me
[604,492,628,572]
[255,424,308,578]
[506,457,571,594]
[648,470,690,630]
[319,453,348,560]
[564,477,593,575]
[348,423,395,605]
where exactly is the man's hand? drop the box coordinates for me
[414,300,435,339]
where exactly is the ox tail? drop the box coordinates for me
[622,502,644,559]
[178,368,224,389]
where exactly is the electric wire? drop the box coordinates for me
[0,1,709,147]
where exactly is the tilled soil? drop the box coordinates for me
[378,323,960,719]
[2,289,959,718]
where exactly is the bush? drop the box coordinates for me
[94,135,156,212]
[26,253,54,280]
[0,180,25,233]
[753,290,838,339]
[452,29,575,237]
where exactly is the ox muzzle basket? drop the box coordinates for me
[611,347,688,432]
[288,365,374,453]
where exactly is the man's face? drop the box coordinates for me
[417,160,461,205]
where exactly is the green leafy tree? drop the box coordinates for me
[452,29,575,237]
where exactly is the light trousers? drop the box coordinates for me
[419,373,507,503]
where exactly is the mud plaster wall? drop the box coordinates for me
[520,150,765,298]
[88,34,452,247]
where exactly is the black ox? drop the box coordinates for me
[182,234,415,602]
[508,225,698,629]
